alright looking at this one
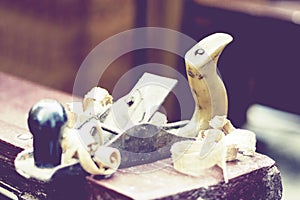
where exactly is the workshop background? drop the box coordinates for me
[1,0,300,199]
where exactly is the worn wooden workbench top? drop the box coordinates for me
[0,72,282,199]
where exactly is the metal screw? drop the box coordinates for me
[194,48,205,56]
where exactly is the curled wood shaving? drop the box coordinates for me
[61,125,121,176]
[83,87,113,115]
[171,116,257,183]
[171,129,228,182]
[65,87,113,129]
[77,146,120,175]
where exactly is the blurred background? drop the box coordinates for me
[1,0,300,199]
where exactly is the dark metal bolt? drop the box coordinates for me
[194,48,205,56]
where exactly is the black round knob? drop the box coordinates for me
[28,99,68,168]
